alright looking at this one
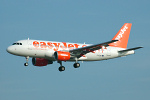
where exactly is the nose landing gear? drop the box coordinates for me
[24,63,28,66]
[24,56,29,66]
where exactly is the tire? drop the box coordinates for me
[73,63,80,68]
[24,63,28,66]
[58,66,65,72]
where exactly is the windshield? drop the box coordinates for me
[12,43,22,45]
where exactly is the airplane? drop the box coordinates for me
[6,23,143,71]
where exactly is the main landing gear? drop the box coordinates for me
[58,61,65,72]
[73,58,80,68]
[24,56,29,66]
[73,63,80,68]
[58,59,80,72]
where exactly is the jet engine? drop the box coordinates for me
[54,51,70,61]
[32,58,53,66]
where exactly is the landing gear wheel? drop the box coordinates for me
[73,63,80,68]
[58,66,65,72]
[24,63,28,66]
[24,56,29,66]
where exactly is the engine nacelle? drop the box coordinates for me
[54,51,70,61]
[32,58,53,66]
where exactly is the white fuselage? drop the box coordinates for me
[7,40,134,61]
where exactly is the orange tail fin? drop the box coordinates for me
[109,23,132,48]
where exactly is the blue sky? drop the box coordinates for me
[0,0,150,100]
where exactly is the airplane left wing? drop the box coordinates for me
[69,40,118,58]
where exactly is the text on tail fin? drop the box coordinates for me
[109,23,132,48]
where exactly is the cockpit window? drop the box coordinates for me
[12,42,23,45]
[12,43,16,45]
[17,43,20,45]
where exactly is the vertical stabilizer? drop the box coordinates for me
[109,23,132,48]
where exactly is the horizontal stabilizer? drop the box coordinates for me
[118,47,143,53]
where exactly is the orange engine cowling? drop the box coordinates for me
[32,58,50,66]
[54,51,71,61]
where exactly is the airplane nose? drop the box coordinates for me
[6,46,14,54]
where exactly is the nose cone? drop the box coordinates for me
[6,46,14,54]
